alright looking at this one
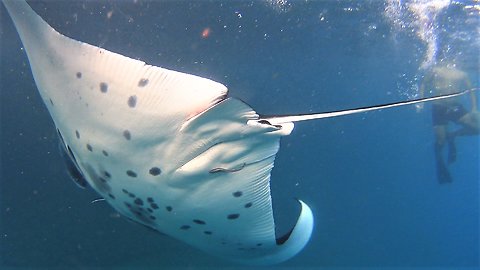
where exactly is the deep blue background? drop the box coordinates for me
[1,1,479,269]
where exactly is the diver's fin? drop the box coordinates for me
[263,88,478,125]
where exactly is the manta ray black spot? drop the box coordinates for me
[128,95,137,108]
[86,144,93,152]
[134,198,144,206]
[49,98,54,106]
[76,72,82,79]
[128,207,155,225]
[82,163,111,194]
[104,171,111,178]
[149,215,156,220]
[227,214,240,220]
[75,130,80,139]
[108,193,115,199]
[232,191,243,197]
[256,243,263,247]
[204,231,212,235]
[166,206,172,212]
[180,225,191,230]
[100,82,108,93]
[99,177,107,183]
[147,197,154,203]
[122,189,136,198]
[193,219,206,225]
[123,130,131,140]
[147,208,153,213]
[244,202,253,208]
[150,203,159,209]
[138,78,149,87]
[102,150,109,157]
[126,170,137,177]
[149,167,161,176]
[124,202,132,208]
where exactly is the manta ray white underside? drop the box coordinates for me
[3,0,470,265]
[3,0,313,264]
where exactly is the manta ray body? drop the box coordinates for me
[2,0,468,265]
[3,1,313,264]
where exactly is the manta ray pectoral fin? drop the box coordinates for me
[3,0,228,128]
[241,199,314,265]
[264,88,478,125]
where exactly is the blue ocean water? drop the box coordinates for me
[0,0,478,269]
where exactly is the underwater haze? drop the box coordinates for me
[1,0,479,269]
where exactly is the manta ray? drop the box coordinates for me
[2,0,470,265]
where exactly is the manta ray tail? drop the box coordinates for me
[263,88,477,125]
